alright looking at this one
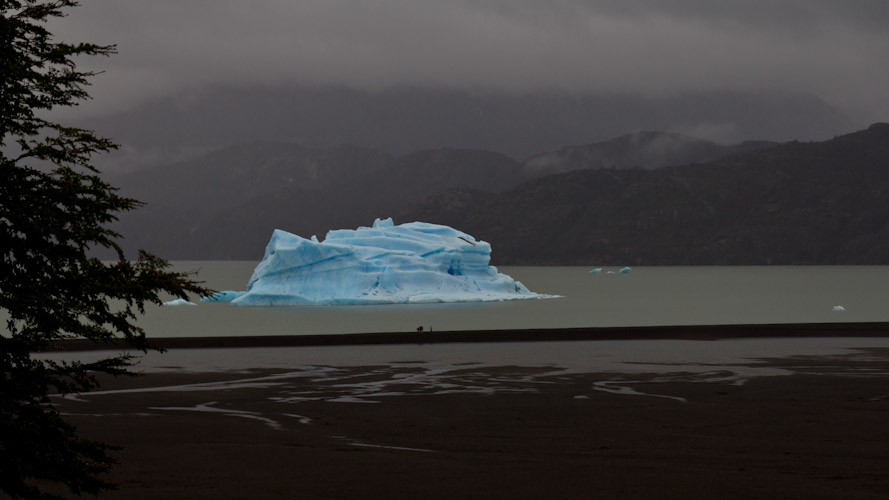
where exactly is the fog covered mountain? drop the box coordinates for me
[115,129,752,259]
[106,125,887,265]
[522,131,775,177]
[89,86,855,174]
[110,145,525,259]
[400,123,889,265]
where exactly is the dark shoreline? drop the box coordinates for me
[48,321,889,351]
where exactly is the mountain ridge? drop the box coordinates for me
[107,125,888,264]
[399,123,889,265]
[88,86,856,173]
[522,130,776,176]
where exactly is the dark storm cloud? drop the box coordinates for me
[55,0,889,121]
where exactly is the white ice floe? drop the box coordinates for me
[201,291,246,302]
[162,298,197,306]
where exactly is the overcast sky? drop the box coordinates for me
[56,0,889,122]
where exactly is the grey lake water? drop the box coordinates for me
[138,263,889,338]
[32,263,889,376]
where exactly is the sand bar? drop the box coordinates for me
[47,321,889,351]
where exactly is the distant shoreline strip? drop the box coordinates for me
[46,322,889,352]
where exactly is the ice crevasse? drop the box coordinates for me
[204,218,547,306]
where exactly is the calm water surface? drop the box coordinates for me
[136,263,889,338]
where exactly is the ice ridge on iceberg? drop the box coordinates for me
[208,218,544,306]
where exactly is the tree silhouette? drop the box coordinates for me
[1,1,209,497]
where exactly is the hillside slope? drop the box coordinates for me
[400,124,889,265]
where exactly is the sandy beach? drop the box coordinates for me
[42,324,889,499]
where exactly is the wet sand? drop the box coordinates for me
[49,336,889,500]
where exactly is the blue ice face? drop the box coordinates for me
[218,218,540,306]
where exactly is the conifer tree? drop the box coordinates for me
[1,2,208,497]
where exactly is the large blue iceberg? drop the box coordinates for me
[206,218,544,306]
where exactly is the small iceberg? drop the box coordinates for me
[589,268,602,275]
[832,305,846,311]
[201,291,247,302]
[619,267,632,274]
[214,218,549,306]
[163,298,197,306]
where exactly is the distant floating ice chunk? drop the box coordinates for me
[201,291,247,303]
[228,218,549,306]
[163,298,196,306]
[832,305,846,311]
[589,268,602,274]
[619,267,632,274]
